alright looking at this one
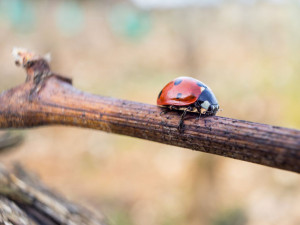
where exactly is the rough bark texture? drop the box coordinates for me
[0,164,106,225]
[0,50,300,173]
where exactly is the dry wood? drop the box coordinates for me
[0,164,106,225]
[0,49,299,173]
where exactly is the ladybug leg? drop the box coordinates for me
[194,102,202,119]
[170,105,177,111]
[178,109,188,133]
[159,107,169,116]
[159,105,176,115]
[197,108,202,119]
[178,106,193,133]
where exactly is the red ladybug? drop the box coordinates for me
[157,76,219,131]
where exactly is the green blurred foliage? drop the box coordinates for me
[107,208,134,225]
[55,1,84,36]
[108,4,152,41]
[211,207,247,225]
[0,0,36,32]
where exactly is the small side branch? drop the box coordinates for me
[0,49,300,173]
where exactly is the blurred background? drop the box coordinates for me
[0,0,300,224]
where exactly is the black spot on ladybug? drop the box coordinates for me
[158,90,162,99]
[196,81,206,88]
[176,93,182,99]
[174,78,183,86]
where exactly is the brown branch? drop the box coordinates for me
[1,49,300,173]
[0,163,106,225]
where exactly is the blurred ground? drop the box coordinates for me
[0,1,300,225]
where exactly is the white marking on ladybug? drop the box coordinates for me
[201,100,210,110]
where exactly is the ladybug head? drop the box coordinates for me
[206,104,219,115]
[198,88,219,115]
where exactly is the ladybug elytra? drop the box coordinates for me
[157,76,219,131]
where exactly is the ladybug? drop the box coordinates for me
[157,76,219,132]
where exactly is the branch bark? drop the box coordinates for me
[0,49,300,173]
[0,164,106,225]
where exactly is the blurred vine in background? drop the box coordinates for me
[0,131,23,153]
[210,207,247,225]
[107,208,134,225]
[55,1,84,36]
[107,4,152,41]
[0,0,36,32]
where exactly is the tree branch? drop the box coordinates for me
[0,163,106,225]
[1,49,300,173]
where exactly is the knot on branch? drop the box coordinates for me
[12,48,72,98]
[12,47,51,82]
